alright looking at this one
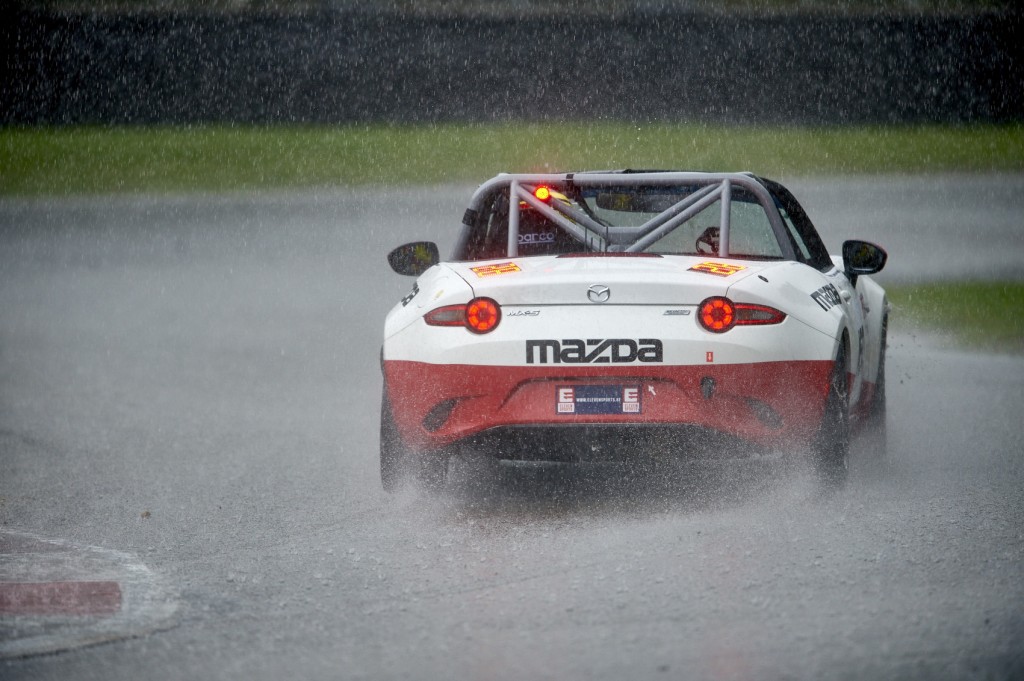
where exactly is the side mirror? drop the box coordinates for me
[388,241,439,276]
[842,240,887,284]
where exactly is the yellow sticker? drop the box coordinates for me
[689,261,747,277]
[471,262,522,277]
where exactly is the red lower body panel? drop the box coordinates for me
[383,360,835,454]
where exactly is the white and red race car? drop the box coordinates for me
[381,172,888,490]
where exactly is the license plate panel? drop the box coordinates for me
[556,385,642,415]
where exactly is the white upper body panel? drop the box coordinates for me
[383,253,846,367]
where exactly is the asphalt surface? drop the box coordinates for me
[1,176,1022,679]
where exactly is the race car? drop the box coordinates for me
[381,171,888,490]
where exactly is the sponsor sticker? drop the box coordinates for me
[400,282,419,307]
[556,385,642,415]
[519,231,556,244]
[471,262,521,277]
[811,283,842,311]
[689,261,747,277]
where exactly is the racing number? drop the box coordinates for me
[689,262,747,277]
[471,262,521,277]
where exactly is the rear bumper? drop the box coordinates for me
[382,359,833,456]
[446,424,766,463]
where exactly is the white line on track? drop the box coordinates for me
[0,531,179,659]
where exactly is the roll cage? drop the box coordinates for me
[454,171,832,271]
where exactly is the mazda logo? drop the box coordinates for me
[587,285,611,303]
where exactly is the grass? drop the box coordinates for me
[2,123,1023,196]
[886,281,1024,354]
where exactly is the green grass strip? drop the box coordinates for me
[2,123,1023,195]
[887,281,1024,354]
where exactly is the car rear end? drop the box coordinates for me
[382,253,837,464]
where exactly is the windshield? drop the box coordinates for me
[458,177,786,261]
[581,185,783,259]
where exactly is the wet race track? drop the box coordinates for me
[1,176,1023,679]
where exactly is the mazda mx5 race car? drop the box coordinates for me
[381,171,888,490]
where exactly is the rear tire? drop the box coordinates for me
[380,386,412,492]
[813,341,851,488]
[864,314,888,458]
[416,453,449,491]
[380,386,449,492]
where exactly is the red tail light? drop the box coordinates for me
[699,297,785,333]
[534,186,551,201]
[424,297,501,334]
[734,303,787,326]
[423,305,466,327]
[699,297,736,332]
[466,297,500,333]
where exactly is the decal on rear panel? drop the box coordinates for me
[689,262,747,277]
[557,385,641,415]
[400,282,419,307]
[471,262,521,277]
[526,339,663,364]
[811,283,842,311]
[519,232,556,244]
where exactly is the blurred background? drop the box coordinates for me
[3,1,1022,126]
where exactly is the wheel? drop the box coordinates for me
[380,386,448,492]
[863,313,888,457]
[416,453,450,491]
[380,386,412,492]
[813,340,851,488]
